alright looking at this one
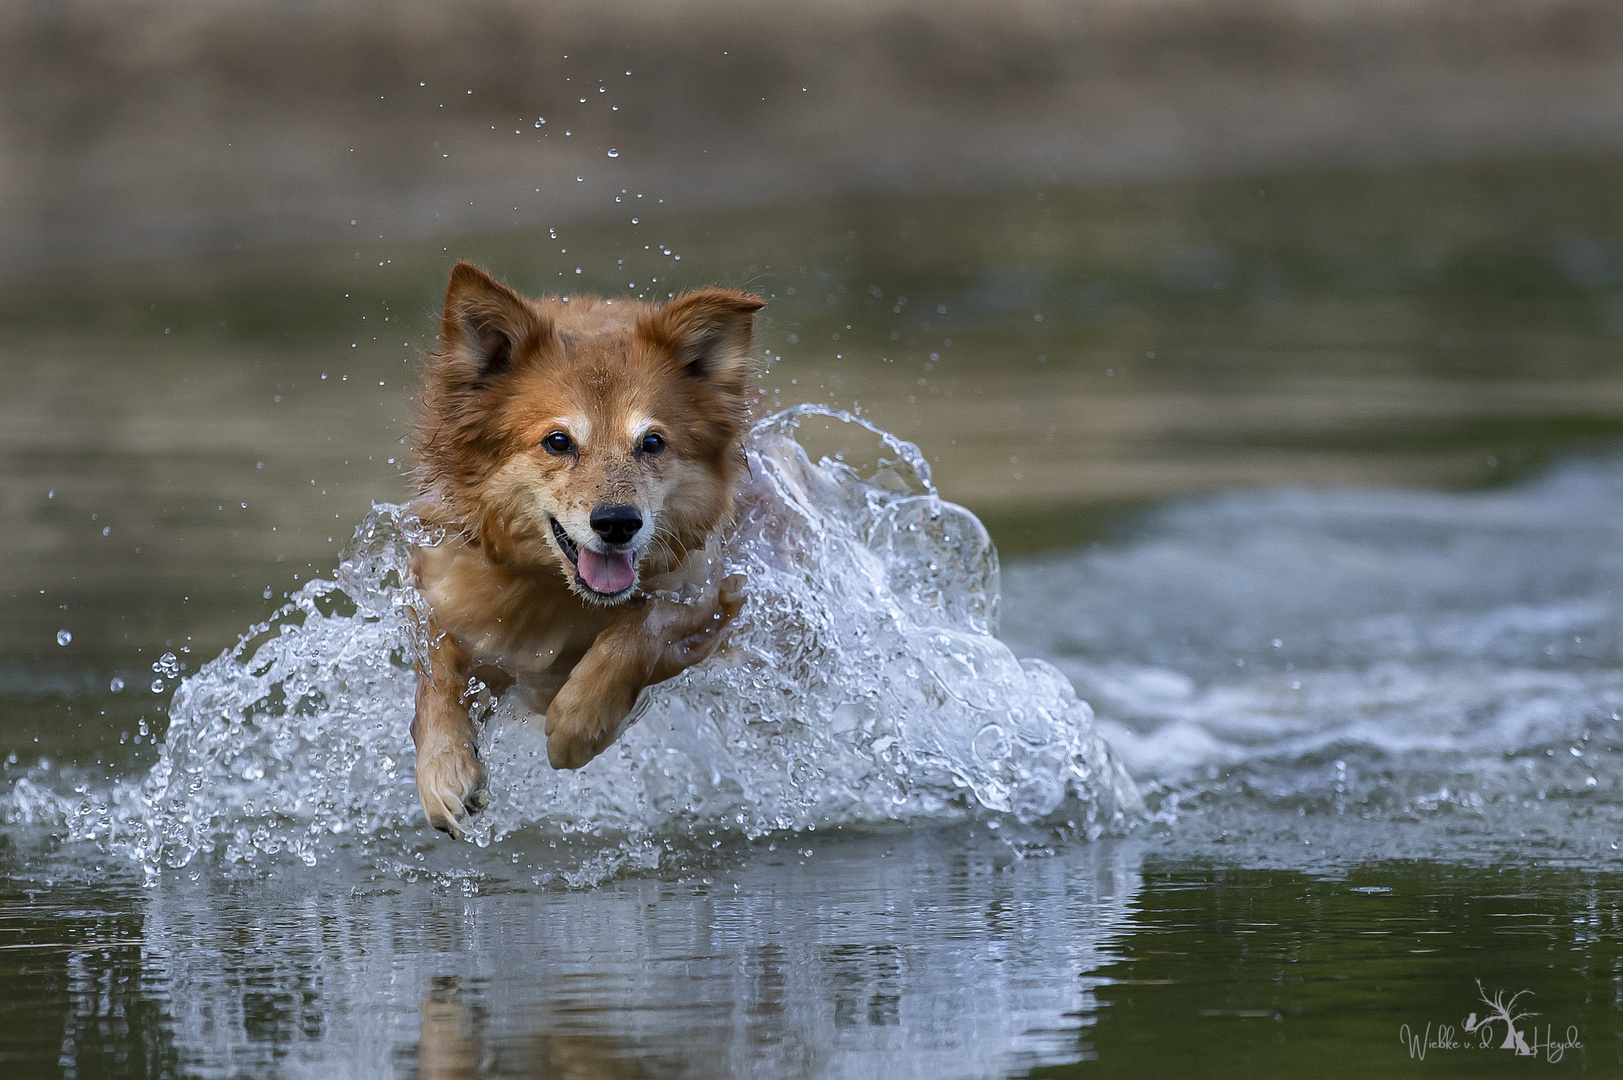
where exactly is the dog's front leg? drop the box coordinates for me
[546,575,745,769]
[412,618,490,836]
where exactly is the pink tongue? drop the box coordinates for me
[577,547,636,594]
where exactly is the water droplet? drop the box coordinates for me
[150,678,166,694]
[606,148,619,158]
[55,629,72,646]
[109,677,125,693]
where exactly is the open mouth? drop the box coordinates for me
[550,517,637,598]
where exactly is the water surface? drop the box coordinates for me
[6,154,1623,1076]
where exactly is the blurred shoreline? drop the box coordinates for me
[7,0,1623,267]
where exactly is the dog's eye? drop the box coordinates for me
[639,432,666,456]
[542,431,575,455]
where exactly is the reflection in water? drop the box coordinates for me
[22,838,1623,1077]
[113,829,1139,1078]
[418,980,482,1080]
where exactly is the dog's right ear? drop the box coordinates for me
[438,261,549,381]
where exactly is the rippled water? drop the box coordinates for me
[1001,452,1623,870]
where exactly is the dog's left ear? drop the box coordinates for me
[642,288,766,389]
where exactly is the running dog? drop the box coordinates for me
[408,261,758,836]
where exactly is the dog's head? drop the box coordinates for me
[416,261,763,603]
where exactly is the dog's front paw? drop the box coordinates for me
[415,739,489,837]
[544,701,617,771]
[663,573,746,670]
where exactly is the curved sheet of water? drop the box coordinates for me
[12,408,1140,885]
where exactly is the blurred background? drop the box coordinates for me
[5,0,1623,758]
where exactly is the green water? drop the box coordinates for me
[1039,859,1621,1077]
[5,151,1623,1077]
[4,839,1619,1077]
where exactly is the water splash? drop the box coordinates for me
[41,408,1139,885]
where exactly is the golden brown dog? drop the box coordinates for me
[408,261,760,836]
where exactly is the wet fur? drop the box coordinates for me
[408,261,761,836]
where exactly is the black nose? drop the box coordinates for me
[589,503,643,545]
